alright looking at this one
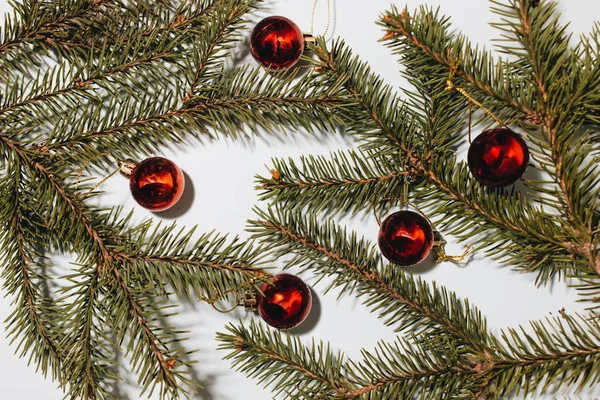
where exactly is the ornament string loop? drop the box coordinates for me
[435,243,474,263]
[310,0,332,37]
[75,160,89,189]
[80,159,124,198]
[373,196,426,226]
[446,58,508,129]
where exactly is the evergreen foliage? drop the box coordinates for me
[1,0,599,399]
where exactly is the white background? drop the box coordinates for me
[1,0,600,398]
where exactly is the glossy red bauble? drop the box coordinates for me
[257,273,312,329]
[378,210,435,266]
[250,16,304,70]
[129,157,185,212]
[467,128,529,187]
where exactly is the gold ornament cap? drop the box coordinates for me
[118,159,138,178]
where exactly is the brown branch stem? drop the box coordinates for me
[114,253,266,279]
[262,171,409,190]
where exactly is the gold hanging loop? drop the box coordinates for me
[467,99,473,143]
[373,197,428,226]
[83,161,126,199]
[373,174,415,225]
[436,242,474,263]
[446,57,508,129]
[75,161,89,189]
[310,0,332,37]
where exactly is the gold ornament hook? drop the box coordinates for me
[118,159,137,178]
[199,272,270,314]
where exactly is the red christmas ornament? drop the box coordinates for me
[378,210,435,266]
[250,16,304,70]
[125,157,185,212]
[257,273,312,329]
[467,128,529,187]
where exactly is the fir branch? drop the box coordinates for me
[345,337,487,399]
[309,38,588,284]
[112,223,270,300]
[0,0,189,66]
[0,0,225,130]
[220,310,600,399]
[0,168,64,382]
[490,314,600,397]
[309,38,423,159]
[488,0,599,274]
[575,22,600,124]
[379,5,535,121]
[256,149,409,216]
[195,65,350,137]
[489,0,572,110]
[0,136,112,263]
[43,66,349,167]
[1,132,268,396]
[0,0,113,59]
[107,265,194,398]
[342,315,600,399]
[217,320,355,399]
[185,0,256,96]
[401,72,467,155]
[248,206,494,354]
[60,268,116,399]
[419,159,576,279]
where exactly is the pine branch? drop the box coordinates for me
[0,0,227,131]
[0,167,64,382]
[308,38,423,159]
[486,0,600,275]
[217,320,355,399]
[256,149,409,217]
[379,5,535,123]
[248,206,494,354]
[308,38,593,286]
[0,0,113,59]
